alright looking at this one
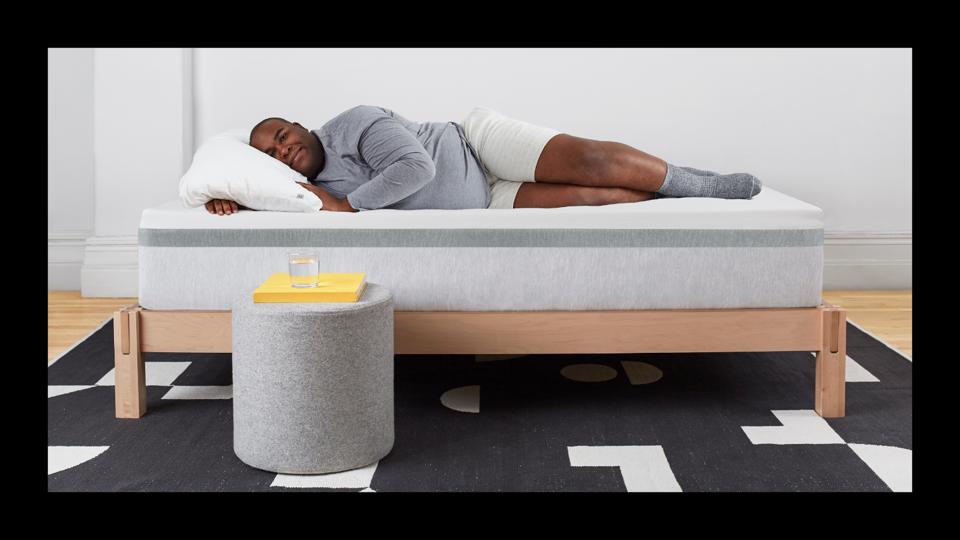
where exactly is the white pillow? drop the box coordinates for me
[179,129,322,212]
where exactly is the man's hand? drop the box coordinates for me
[297,182,358,212]
[205,199,246,215]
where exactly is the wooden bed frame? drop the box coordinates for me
[112,304,846,420]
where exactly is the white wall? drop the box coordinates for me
[196,48,912,233]
[48,48,912,293]
[93,48,192,237]
[48,48,95,290]
[79,48,194,296]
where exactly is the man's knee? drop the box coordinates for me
[569,140,610,180]
[578,140,641,183]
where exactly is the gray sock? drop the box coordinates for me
[656,167,718,198]
[680,166,720,176]
[657,163,762,199]
[653,167,713,198]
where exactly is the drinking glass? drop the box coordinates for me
[288,252,319,288]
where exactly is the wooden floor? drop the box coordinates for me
[47,290,912,363]
[820,290,912,359]
[48,293,138,363]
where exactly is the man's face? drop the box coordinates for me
[250,119,323,179]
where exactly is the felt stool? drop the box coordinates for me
[231,283,394,474]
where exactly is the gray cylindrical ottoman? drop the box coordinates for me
[232,282,394,474]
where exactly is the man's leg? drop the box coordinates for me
[534,134,668,192]
[513,182,655,209]
[533,134,760,199]
[464,108,758,200]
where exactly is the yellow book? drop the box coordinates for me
[253,273,367,303]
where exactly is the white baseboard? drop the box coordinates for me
[51,231,912,296]
[823,232,911,290]
[48,232,90,290]
[80,235,138,297]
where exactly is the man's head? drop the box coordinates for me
[249,117,324,179]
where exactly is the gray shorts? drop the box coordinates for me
[461,107,561,209]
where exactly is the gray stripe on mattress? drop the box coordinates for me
[139,228,823,248]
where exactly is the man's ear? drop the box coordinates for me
[293,122,303,129]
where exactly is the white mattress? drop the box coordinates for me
[139,187,824,311]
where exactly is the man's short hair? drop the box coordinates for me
[249,117,289,143]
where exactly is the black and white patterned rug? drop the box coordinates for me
[47,320,912,492]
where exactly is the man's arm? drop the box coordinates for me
[344,115,437,211]
[297,183,357,212]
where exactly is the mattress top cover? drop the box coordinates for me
[141,187,823,231]
[140,187,823,248]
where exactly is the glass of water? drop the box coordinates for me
[288,252,319,288]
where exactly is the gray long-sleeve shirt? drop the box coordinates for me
[309,105,491,211]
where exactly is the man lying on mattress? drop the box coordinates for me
[205,105,762,215]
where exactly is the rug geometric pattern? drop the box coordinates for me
[47,321,911,492]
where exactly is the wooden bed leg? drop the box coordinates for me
[114,306,147,419]
[815,305,847,418]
